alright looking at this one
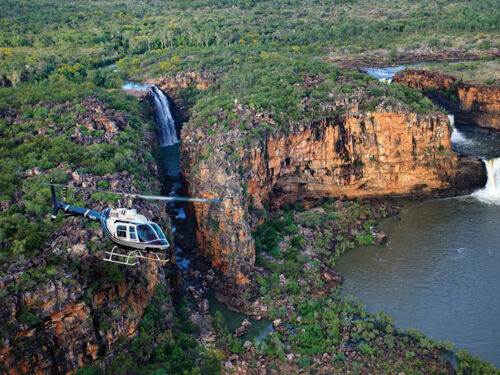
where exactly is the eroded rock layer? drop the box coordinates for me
[182,109,485,283]
[393,69,500,131]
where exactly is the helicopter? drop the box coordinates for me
[44,183,220,266]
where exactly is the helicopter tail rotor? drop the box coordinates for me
[50,185,59,221]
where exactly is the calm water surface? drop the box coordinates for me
[336,119,500,366]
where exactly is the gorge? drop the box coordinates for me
[118,67,500,371]
[180,95,486,284]
[2,0,500,372]
[169,67,498,367]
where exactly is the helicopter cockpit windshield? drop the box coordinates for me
[137,224,160,243]
[150,223,166,240]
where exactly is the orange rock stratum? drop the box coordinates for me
[182,109,485,283]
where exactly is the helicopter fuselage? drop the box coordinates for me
[51,186,169,251]
[101,208,169,250]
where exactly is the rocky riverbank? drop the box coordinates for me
[200,199,458,374]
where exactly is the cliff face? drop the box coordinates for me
[0,97,174,374]
[393,69,500,131]
[181,106,485,283]
[146,71,216,91]
[0,256,168,374]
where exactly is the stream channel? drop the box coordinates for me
[124,82,273,342]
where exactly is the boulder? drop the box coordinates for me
[199,298,210,315]
[373,231,387,245]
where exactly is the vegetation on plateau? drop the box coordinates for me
[0,0,499,373]
[416,59,500,86]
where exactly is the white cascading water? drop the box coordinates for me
[448,114,455,126]
[472,158,500,204]
[449,114,476,147]
[363,66,407,84]
[149,85,179,146]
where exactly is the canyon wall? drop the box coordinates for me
[181,107,485,284]
[393,69,500,131]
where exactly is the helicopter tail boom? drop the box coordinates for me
[50,185,101,222]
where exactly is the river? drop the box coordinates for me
[337,122,500,366]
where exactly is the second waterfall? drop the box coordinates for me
[150,85,179,147]
[473,157,500,203]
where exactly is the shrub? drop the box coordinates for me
[359,343,374,356]
[456,349,498,375]
[355,234,373,245]
[74,365,104,375]
[287,281,301,295]
[328,212,341,220]
[289,236,306,250]
[97,180,110,189]
[299,211,321,228]
[284,223,298,235]
[297,355,312,368]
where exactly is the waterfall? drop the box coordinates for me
[472,158,500,204]
[447,114,455,126]
[149,85,179,147]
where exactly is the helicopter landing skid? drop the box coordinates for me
[104,246,170,266]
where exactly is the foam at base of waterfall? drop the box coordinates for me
[451,128,476,146]
[472,158,500,204]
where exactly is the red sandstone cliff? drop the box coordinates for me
[393,69,500,131]
[181,103,485,284]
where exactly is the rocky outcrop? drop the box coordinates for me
[146,71,216,91]
[181,105,486,283]
[0,255,170,374]
[0,98,174,374]
[393,69,500,131]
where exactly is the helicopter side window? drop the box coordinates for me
[150,223,166,240]
[137,224,158,243]
[117,225,127,238]
[129,226,137,240]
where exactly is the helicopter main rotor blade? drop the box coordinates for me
[43,183,221,203]
[42,183,130,197]
[138,194,221,203]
